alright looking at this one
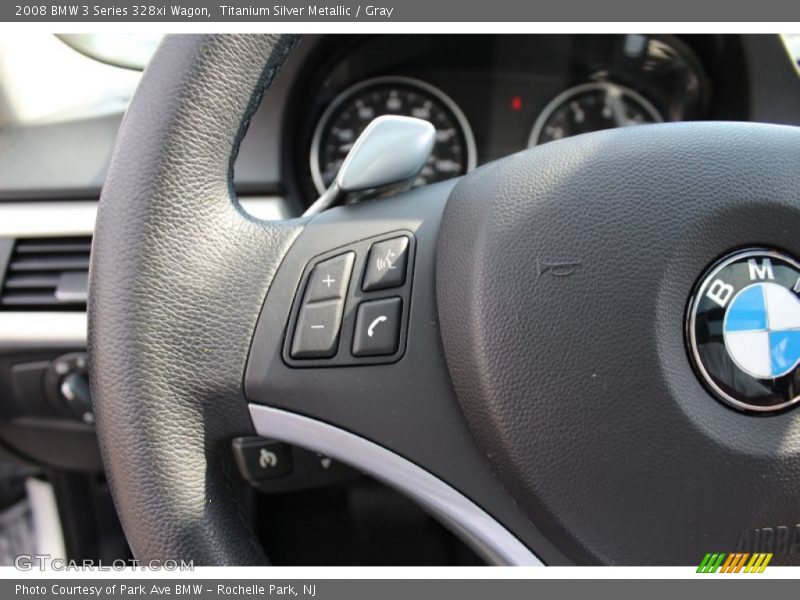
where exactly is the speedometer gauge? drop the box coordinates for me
[310,76,476,195]
[528,82,663,147]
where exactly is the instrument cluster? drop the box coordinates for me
[290,35,717,203]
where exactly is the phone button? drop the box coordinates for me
[352,297,403,357]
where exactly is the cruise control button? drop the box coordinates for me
[304,252,354,302]
[232,438,293,481]
[291,300,344,359]
[362,237,409,291]
[352,297,403,357]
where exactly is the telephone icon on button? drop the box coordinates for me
[353,297,403,357]
[367,315,388,337]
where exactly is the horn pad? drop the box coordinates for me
[436,122,800,565]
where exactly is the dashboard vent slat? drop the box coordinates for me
[0,236,91,311]
[1,294,69,307]
[8,257,91,272]
[13,241,92,255]
[3,274,62,289]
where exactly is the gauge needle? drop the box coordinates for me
[605,86,634,127]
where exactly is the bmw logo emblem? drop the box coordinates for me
[688,249,800,413]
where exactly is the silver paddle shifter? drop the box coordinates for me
[303,115,435,217]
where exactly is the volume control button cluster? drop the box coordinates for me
[290,252,354,359]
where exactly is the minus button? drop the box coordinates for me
[290,299,344,359]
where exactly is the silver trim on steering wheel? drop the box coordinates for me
[248,403,542,566]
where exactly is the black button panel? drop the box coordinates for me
[362,237,409,291]
[284,231,415,367]
[353,297,403,356]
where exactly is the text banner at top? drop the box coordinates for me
[3,0,800,22]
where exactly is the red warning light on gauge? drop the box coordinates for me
[510,96,523,112]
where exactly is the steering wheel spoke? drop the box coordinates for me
[244,181,556,565]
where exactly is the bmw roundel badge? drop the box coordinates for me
[688,249,800,413]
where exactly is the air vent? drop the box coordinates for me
[0,237,91,311]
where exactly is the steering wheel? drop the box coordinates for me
[89,34,800,565]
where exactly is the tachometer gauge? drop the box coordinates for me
[310,76,476,195]
[528,82,663,147]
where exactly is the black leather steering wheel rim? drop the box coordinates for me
[89,34,302,564]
